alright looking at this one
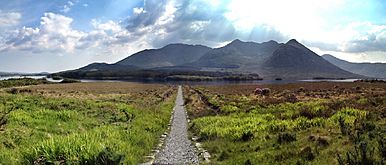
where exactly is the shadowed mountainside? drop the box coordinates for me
[322,54,386,78]
[261,40,357,79]
[187,39,281,69]
[116,44,211,69]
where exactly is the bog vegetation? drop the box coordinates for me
[0,78,52,88]
[0,80,176,164]
[184,82,386,164]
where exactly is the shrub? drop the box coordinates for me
[94,147,124,165]
[221,105,239,113]
[300,146,315,161]
[261,88,271,96]
[284,94,297,103]
[244,159,253,165]
[337,142,379,165]
[241,131,254,141]
[52,76,62,80]
[331,108,367,127]
[60,78,80,83]
[317,136,330,146]
[277,132,296,144]
[8,88,18,94]
[218,150,230,161]
[379,138,386,160]
[0,78,50,88]
[338,116,349,135]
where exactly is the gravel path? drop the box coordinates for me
[153,86,199,165]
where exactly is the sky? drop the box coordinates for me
[0,0,386,72]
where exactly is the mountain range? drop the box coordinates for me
[322,54,386,78]
[55,39,385,80]
[116,44,211,68]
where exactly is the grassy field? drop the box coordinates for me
[0,81,176,164]
[184,82,386,164]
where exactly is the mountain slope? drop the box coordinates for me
[262,39,359,79]
[116,44,211,68]
[56,39,364,80]
[77,63,139,71]
[322,54,386,78]
[189,39,281,69]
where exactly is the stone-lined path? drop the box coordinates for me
[153,86,199,164]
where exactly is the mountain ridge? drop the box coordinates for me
[116,43,211,68]
[55,39,366,80]
[322,54,386,78]
[261,40,357,79]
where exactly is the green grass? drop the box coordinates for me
[191,105,364,141]
[0,86,175,164]
[186,85,386,164]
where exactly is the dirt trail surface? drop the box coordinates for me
[153,86,199,165]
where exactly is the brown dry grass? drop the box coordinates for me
[195,82,386,95]
[193,82,386,101]
[28,82,166,94]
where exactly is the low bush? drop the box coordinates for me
[0,78,50,88]
[60,78,80,83]
[277,132,297,144]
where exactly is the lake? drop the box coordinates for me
[1,75,376,85]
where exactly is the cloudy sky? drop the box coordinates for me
[0,0,385,72]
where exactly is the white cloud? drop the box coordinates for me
[125,0,238,47]
[306,22,386,53]
[225,0,344,41]
[0,10,22,27]
[155,1,177,26]
[133,7,145,15]
[91,19,123,33]
[0,12,149,58]
[3,13,83,53]
[189,21,210,32]
[339,22,386,52]
[61,1,75,13]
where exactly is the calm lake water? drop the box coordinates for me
[0,75,376,85]
[91,79,298,85]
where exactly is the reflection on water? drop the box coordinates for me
[78,79,298,85]
[1,75,380,85]
[79,79,359,85]
[299,79,359,83]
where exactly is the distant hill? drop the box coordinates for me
[0,72,10,76]
[188,39,281,69]
[77,63,139,71]
[261,40,357,79]
[116,44,211,68]
[322,54,386,78]
[55,39,363,80]
[186,39,357,79]
[0,72,49,76]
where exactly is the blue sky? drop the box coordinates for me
[0,0,386,72]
